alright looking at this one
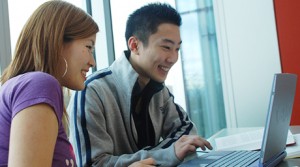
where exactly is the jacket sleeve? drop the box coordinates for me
[145,87,199,159]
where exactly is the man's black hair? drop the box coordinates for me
[125,3,181,50]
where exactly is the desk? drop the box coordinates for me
[206,126,300,167]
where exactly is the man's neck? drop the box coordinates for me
[137,76,150,90]
[128,53,150,90]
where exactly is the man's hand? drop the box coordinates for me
[128,158,156,167]
[174,135,213,160]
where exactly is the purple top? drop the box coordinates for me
[0,72,76,167]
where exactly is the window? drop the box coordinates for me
[0,0,10,76]
[176,0,226,138]
[8,0,84,55]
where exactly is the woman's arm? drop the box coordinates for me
[8,103,58,167]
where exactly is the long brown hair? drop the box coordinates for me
[1,0,99,132]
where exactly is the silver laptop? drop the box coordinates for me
[179,73,297,167]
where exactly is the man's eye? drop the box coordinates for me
[162,46,171,50]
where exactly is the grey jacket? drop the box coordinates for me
[68,51,197,167]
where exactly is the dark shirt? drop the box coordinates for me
[131,80,163,149]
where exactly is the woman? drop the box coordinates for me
[0,1,154,166]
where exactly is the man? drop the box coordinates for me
[68,3,212,167]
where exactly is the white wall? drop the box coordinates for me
[213,0,282,127]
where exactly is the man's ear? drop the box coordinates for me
[128,36,139,54]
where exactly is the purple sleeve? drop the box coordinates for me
[10,72,63,123]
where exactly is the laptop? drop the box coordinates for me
[179,73,297,167]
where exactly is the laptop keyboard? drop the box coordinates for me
[207,151,260,167]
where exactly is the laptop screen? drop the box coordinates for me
[260,73,297,164]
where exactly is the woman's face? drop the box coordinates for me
[59,34,96,90]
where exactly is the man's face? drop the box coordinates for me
[136,23,181,84]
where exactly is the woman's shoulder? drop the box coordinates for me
[3,71,62,99]
[19,71,60,87]
[21,71,56,81]
[2,71,59,90]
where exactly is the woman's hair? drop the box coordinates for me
[1,0,99,83]
[0,0,99,133]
